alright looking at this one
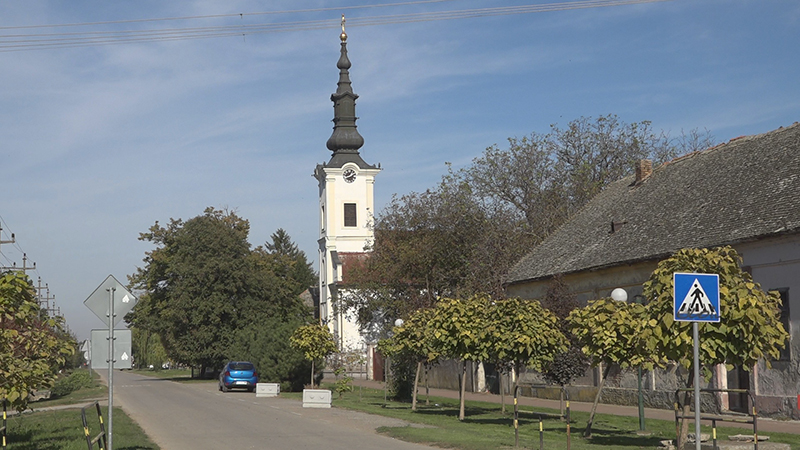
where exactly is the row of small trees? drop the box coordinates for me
[371,247,787,447]
[0,271,77,411]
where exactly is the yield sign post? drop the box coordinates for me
[674,272,720,450]
[85,275,137,450]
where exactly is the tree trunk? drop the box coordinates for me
[425,363,430,406]
[412,361,422,411]
[311,359,315,388]
[677,369,695,449]
[584,364,611,438]
[500,370,506,415]
[459,361,467,421]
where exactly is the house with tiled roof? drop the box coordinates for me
[506,122,800,418]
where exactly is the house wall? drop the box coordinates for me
[737,234,800,418]
[504,233,800,418]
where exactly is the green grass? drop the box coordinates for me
[4,406,159,450]
[323,385,800,450]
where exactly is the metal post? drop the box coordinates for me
[538,416,543,450]
[712,419,717,450]
[108,286,116,450]
[693,322,701,450]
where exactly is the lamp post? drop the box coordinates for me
[611,288,647,433]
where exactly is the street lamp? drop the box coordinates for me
[611,288,647,433]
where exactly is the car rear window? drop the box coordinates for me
[230,362,254,371]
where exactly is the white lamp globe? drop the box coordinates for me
[610,288,628,302]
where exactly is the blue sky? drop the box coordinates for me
[1,0,798,341]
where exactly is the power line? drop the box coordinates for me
[0,0,460,30]
[0,0,673,52]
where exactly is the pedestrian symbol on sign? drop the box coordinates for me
[677,279,716,317]
[674,272,720,322]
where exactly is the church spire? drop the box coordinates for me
[326,14,365,156]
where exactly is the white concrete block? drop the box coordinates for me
[256,383,280,397]
[302,389,332,408]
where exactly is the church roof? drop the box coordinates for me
[506,122,800,286]
[322,24,377,170]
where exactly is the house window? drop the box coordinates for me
[776,288,791,361]
[344,203,357,227]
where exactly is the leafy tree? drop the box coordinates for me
[131,327,168,370]
[128,208,309,376]
[263,228,317,295]
[345,170,532,333]
[640,246,788,447]
[466,115,714,241]
[567,297,649,437]
[484,297,566,428]
[290,324,337,388]
[0,271,75,410]
[427,295,493,421]
[378,307,439,410]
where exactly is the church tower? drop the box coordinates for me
[314,18,380,352]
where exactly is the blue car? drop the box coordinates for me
[218,361,258,392]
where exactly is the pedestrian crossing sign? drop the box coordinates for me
[674,272,720,322]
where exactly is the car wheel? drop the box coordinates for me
[218,383,222,392]
[222,384,229,393]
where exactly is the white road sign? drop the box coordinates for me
[84,274,137,327]
[90,329,133,370]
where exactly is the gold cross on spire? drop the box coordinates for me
[340,14,347,42]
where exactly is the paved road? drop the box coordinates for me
[108,370,433,450]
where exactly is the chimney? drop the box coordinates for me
[635,159,652,183]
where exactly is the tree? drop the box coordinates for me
[426,295,494,421]
[263,228,317,295]
[567,297,650,437]
[640,246,788,447]
[540,276,589,414]
[377,307,439,410]
[128,207,309,376]
[483,297,566,445]
[344,169,533,334]
[466,115,714,241]
[290,324,337,388]
[0,271,75,410]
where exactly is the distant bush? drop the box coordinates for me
[51,370,94,397]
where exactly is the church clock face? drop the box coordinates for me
[343,168,356,183]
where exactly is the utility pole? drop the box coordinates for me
[0,252,36,273]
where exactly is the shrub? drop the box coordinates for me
[50,370,94,397]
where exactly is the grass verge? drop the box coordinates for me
[324,385,800,450]
[4,406,159,450]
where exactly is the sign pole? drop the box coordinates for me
[693,322,701,450]
[107,286,115,450]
